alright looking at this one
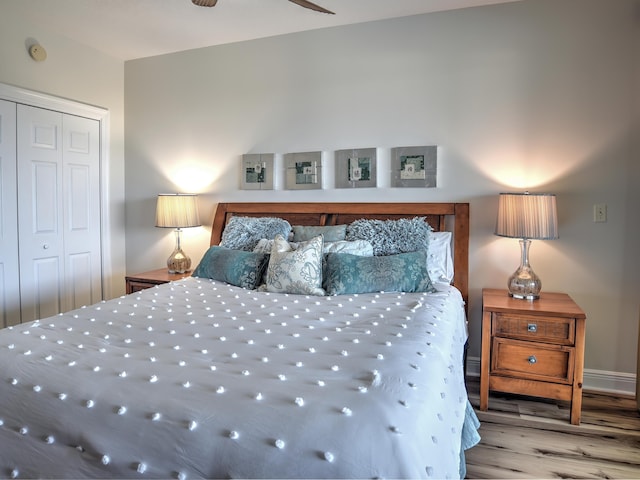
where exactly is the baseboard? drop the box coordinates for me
[466,356,637,396]
[580,368,637,396]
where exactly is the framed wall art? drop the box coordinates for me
[241,154,274,190]
[284,151,322,190]
[335,148,377,189]
[391,145,438,188]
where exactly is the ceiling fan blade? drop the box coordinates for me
[192,0,218,6]
[288,0,335,14]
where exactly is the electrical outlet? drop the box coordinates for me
[593,204,607,223]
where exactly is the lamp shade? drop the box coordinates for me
[155,194,201,229]
[495,192,558,240]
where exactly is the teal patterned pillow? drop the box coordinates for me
[192,246,269,289]
[324,250,436,295]
[264,234,325,295]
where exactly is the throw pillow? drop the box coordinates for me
[292,224,347,242]
[254,238,373,257]
[324,250,436,295]
[192,246,269,290]
[219,216,291,251]
[263,234,325,295]
[345,217,432,256]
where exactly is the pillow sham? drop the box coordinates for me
[292,224,347,242]
[323,239,374,256]
[428,231,454,283]
[263,234,325,296]
[254,238,374,257]
[192,246,268,289]
[219,216,291,251]
[345,217,432,256]
[324,250,436,295]
[253,238,296,254]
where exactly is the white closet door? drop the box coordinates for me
[0,100,19,327]
[17,105,102,322]
[17,105,65,322]
[62,113,102,310]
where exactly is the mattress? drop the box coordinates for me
[0,277,479,479]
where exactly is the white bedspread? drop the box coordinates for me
[0,278,477,479]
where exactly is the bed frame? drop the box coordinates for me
[210,202,469,308]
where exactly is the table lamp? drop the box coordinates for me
[155,194,201,273]
[494,192,558,300]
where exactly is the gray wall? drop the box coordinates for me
[125,0,639,385]
[0,6,127,297]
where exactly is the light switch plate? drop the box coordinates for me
[593,204,607,223]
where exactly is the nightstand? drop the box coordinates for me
[125,268,191,294]
[480,288,587,425]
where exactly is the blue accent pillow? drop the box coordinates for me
[324,250,436,295]
[220,216,292,251]
[345,217,432,256]
[192,246,269,290]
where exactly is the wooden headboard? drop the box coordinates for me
[210,202,470,307]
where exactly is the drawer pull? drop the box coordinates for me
[528,355,537,364]
[527,323,538,333]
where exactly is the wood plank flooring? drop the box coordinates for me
[464,377,640,479]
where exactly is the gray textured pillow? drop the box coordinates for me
[292,224,347,242]
[345,217,432,256]
[219,216,291,251]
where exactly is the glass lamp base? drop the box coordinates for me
[507,266,541,300]
[167,248,191,274]
[507,239,541,300]
[166,228,191,274]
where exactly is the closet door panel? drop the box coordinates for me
[32,161,59,233]
[63,114,102,309]
[17,105,65,323]
[31,257,62,320]
[68,252,93,308]
[0,100,19,327]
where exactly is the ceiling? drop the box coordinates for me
[6,0,521,61]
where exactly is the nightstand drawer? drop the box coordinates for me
[491,337,575,384]
[493,313,575,345]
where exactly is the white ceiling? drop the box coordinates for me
[6,0,521,61]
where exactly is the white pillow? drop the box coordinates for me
[428,231,454,283]
[254,238,373,256]
[263,234,325,295]
[254,238,295,254]
[323,240,374,256]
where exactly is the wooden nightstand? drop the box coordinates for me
[125,268,191,294]
[480,288,587,425]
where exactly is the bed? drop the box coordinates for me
[0,202,479,479]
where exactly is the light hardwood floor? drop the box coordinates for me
[465,377,640,479]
